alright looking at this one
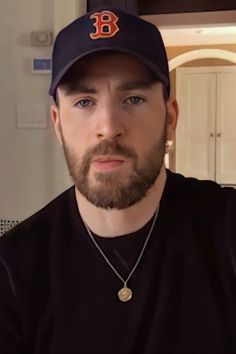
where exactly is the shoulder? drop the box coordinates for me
[0,186,76,262]
[164,170,236,237]
[166,170,236,207]
[0,186,80,298]
[165,171,236,275]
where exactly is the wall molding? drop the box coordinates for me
[169,49,236,71]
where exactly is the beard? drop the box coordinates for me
[60,122,167,210]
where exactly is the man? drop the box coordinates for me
[0,7,236,354]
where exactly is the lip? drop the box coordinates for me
[92,155,125,163]
[91,155,126,171]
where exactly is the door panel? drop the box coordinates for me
[216,73,236,184]
[176,70,216,180]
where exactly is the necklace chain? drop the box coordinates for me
[83,207,159,290]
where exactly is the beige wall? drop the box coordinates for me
[0,0,71,220]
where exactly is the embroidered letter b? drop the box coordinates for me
[90,11,119,40]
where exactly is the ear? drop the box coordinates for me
[51,104,63,146]
[166,96,179,141]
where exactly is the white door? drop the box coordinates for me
[176,66,236,184]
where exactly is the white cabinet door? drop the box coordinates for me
[216,72,236,184]
[176,70,216,180]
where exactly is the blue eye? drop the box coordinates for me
[125,96,144,105]
[76,99,93,108]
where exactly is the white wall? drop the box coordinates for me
[0,0,72,221]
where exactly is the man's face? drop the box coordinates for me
[51,53,177,209]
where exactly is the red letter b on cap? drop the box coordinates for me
[90,11,119,40]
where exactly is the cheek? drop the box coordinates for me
[59,125,89,160]
[131,114,164,144]
[59,111,90,147]
[129,117,166,159]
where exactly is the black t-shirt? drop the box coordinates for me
[0,171,236,354]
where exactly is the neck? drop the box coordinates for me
[75,165,167,237]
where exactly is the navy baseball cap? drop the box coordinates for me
[49,8,170,98]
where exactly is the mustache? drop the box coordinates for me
[85,140,137,162]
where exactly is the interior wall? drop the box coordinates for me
[0,0,71,221]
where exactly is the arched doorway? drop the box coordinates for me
[169,49,236,72]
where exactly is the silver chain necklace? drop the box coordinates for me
[83,207,159,303]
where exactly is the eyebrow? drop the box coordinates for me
[62,79,158,96]
[118,79,158,91]
[62,84,96,96]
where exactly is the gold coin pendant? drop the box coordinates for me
[118,286,133,302]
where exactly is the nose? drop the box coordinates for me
[95,101,125,141]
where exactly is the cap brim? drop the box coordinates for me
[49,47,169,97]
